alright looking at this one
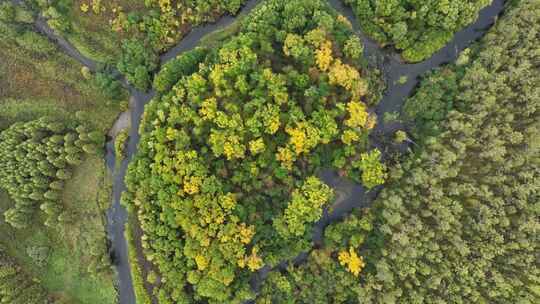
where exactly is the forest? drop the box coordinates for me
[0,117,103,228]
[0,0,537,303]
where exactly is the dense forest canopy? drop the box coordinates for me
[123,0,387,302]
[343,0,493,61]
[257,1,540,302]
[257,210,375,303]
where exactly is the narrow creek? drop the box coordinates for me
[16,0,506,302]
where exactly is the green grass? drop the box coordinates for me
[197,2,260,49]
[0,156,117,304]
[63,1,124,63]
[0,19,126,132]
[0,98,71,130]
[63,155,111,213]
[50,0,149,63]
[198,17,244,48]
[42,245,115,303]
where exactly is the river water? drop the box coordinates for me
[17,0,506,302]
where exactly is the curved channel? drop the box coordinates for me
[257,0,507,285]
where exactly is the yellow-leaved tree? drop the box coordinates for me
[338,247,365,277]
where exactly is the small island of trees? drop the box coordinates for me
[343,0,494,61]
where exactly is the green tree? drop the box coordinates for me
[343,36,363,60]
[121,0,385,302]
[117,39,158,91]
[354,149,386,189]
[153,47,208,93]
[94,72,123,100]
[274,176,334,238]
[0,3,16,23]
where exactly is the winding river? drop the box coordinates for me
[15,0,506,302]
